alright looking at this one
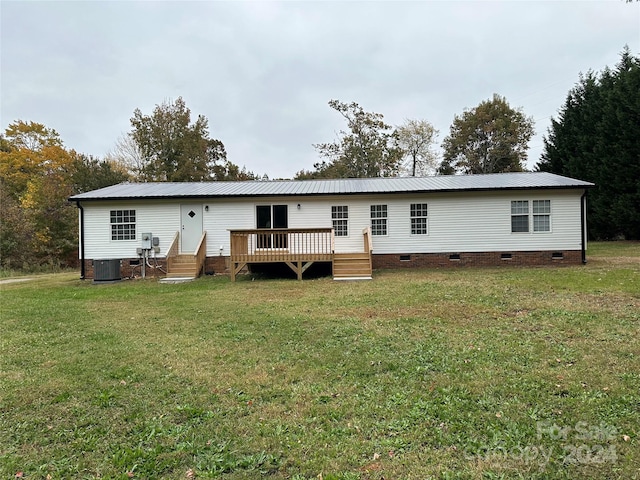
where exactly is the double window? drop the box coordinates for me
[371,205,388,236]
[110,210,136,240]
[332,206,349,237]
[410,203,428,235]
[511,200,551,233]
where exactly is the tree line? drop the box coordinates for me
[296,94,534,180]
[1,47,638,270]
[298,48,638,241]
[0,100,260,270]
[537,47,639,240]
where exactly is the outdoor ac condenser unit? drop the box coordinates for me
[93,259,121,282]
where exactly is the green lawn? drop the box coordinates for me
[1,242,638,479]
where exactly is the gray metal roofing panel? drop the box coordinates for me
[69,172,594,201]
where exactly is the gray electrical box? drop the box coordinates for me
[141,232,152,249]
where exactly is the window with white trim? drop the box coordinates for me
[533,200,551,232]
[410,203,428,235]
[110,210,136,240]
[331,206,349,237]
[511,200,551,233]
[511,201,529,233]
[371,204,388,236]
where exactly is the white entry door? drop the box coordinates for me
[180,204,203,253]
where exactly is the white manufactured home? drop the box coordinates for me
[69,172,593,281]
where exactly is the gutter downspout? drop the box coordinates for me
[76,201,86,279]
[581,190,587,264]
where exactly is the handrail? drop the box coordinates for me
[165,231,180,273]
[193,231,207,276]
[362,226,373,254]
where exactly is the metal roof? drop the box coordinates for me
[69,172,594,201]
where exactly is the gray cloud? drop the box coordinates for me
[2,1,638,178]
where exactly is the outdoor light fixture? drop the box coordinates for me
[205,205,209,212]
[297,203,301,209]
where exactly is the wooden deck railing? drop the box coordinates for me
[230,228,334,262]
[229,228,334,281]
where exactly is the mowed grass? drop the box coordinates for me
[1,243,638,479]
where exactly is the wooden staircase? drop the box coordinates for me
[166,254,201,278]
[333,252,372,280]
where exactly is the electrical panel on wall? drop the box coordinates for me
[141,233,152,249]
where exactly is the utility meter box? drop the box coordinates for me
[141,232,153,249]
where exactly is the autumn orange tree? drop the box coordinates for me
[0,121,129,270]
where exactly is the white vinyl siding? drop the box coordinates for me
[79,189,584,260]
[83,201,180,259]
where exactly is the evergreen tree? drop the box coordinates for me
[538,47,640,240]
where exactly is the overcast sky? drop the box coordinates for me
[2,1,639,179]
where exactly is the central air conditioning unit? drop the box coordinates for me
[93,259,122,282]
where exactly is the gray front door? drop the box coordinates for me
[180,204,203,253]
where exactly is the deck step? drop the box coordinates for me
[166,272,198,278]
[333,252,372,280]
[167,254,200,279]
[172,255,196,263]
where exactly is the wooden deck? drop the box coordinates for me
[229,227,373,281]
[229,228,335,281]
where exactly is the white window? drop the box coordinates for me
[410,203,428,235]
[511,201,529,233]
[511,200,551,233]
[533,200,551,232]
[371,205,388,236]
[332,206,348,237]
[110,210,136,240]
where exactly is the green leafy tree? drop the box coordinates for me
[21,172,77,265]
[300,100,403,179]
[70,153,131,194]
[129,97,230,182]
[538,47,640,240]
[439,94,534,175]
[397,119,439,176]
